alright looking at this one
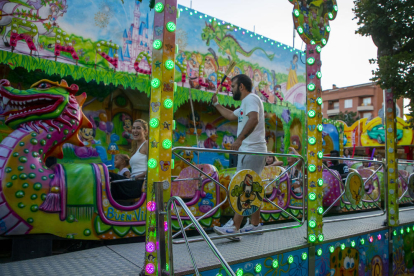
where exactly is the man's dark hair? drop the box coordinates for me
[231,74,252,92]
[330,150,339,166]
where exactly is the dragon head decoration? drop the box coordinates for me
[0,79,92,159]
[201,22,216,46]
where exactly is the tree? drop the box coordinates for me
[331,111,360,126]
[353,0,414,127]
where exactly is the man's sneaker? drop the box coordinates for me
[240,218,263,235]
[213,219,241,241]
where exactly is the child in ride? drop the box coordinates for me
[115,154,131,179]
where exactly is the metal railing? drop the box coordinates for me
[397,160,414,210]
[171,147,306,243]
[321,156,386,223]
[165,194,235,275]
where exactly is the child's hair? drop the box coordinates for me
[116,154,130,167]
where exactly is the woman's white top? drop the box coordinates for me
[117,167,130,177]
[130,141,148,178]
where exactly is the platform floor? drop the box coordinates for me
[1,207,414,276]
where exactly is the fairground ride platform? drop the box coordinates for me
[1,207,414,276]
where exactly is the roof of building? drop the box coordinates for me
[123,29,128,38]
[124,44,130,59]
[323,82,376,92]
[118,47,124,61]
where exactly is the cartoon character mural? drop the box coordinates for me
[231,174,263,216]
[198,193,214,213]
[204,123,218,148]
[222,132,235,150]
[328,247,360,276]
[287,54,299,90]
[121,113,133,143]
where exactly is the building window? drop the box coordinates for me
[363,112,372,118]
[344,99,353,108]
[333,102,339,109]
[363,97,371,106]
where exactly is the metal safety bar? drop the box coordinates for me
[110,177,146,183]
[171,147,306,243]
[397,160,413,202]
[166,195,235,276]
[321,156,386,223]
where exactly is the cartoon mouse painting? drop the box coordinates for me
[231,174,263,216]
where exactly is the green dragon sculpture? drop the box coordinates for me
[201,21,275,61]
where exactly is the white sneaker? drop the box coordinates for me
[240,218,263,235]
[213,219,241,241]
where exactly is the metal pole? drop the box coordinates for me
[155,182,167,275]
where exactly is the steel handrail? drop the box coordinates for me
[321,157,386,223]
[171,147,306,243]
[166,196,235,276]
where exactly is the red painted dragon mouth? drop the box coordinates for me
[0,87,64,123]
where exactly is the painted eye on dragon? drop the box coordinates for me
[37,82,52,89]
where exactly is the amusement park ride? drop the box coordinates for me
[0,0,413,275]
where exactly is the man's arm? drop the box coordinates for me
[231,111,259,150]
[212,94,237,121]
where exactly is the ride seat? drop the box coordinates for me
[171,164,215,198]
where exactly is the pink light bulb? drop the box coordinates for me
[146,242,155,253]
[147,201,156,212]
[164,221,168,232]
[145,263,155,274]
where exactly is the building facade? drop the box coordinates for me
[322,83,404,121]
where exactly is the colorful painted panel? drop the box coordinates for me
[176,7,306,107]
[344,117,414,147]
[392,223,414,275]
[315,229,389,276]
[185,248,309,276]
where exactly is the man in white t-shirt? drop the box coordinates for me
[211,74,266,241]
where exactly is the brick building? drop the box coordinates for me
[322,83,404,120]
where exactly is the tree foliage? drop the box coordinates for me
[353,0,414,127]
[331,111,360,126]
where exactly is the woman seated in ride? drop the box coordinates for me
[109,119,148,201]
[265,152,284,167]
[286,147,303,196]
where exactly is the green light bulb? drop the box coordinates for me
[401,229,404,234]
[317,124,323,132]
[166,22,176,32]
[328,13,333,19]
[165,60,174,70]
[307,57,315,65]
[329,246,334,253]
[301,252,307,260]
[164,99,173,109]
[166,264,169,271]
[360,238,365,245]
[307,83,316,91]
[393,230,397,236]
[351,241,356,247]
[154,2,164,13]
[151,78,161,88]
[308,137,316,145]
[317,207,324,215]
[333,5,338,11]
[148,158,157,169]
[308,110,316,118]
[317,151,323,159]
[317,97,323,105]
[318,234,324,242]
[288,255,294,264]
[326,26,331,32]
[293,9,300,17]
[173,120,176,130]
[297,26,304,34]
[322,38,327,45]
[308,164,316,172]
[309,220,316,228]
[153,39,162,50]
[310,40,316,45]
[236,268,243,276]
[255,264,262,273]
[316,45,322,53]
[171,159,174,169]
[317,178,324,186]
[309,192,316,201]
[162,139,172,149]
[317,248,323,256]
[317,71,322,79]
[309,234,316,243]
[407,227,411,233]
[149,118,159,128]
[341,243,345,250]
[272,259,279,268]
